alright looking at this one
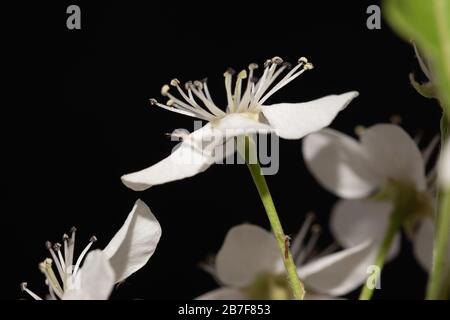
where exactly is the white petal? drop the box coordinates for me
[360,124,427,191]
[215,224,280,287]
[121,126,216,191]
[63,250,115,300]
[261,91,359,140]
[330,199,401,260]
[302,129,379,198]
[439,139,450,189]
[413,218,434,272]
[196,287,248,300]
[103,200,162,283]
[298,241,377,296]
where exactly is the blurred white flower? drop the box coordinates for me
[21,200,162,300]
[302,124,438,271]
[439,139,450,189]
[197,222,374,300]
[121,57,359,191]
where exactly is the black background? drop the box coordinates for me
[3,1,443,300]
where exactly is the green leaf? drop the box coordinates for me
[384,0,450,116]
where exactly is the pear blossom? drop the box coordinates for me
[302,124,439,270]
[21,200,162,300]
[197,221,375,300]
[121,56,359,191]
[439,139,450,189]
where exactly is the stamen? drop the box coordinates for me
[297,224,322,265]
[252,61,287,104]
[238,64,258,111]
[73,236,97,277]
[291,212,315,259]
[295,224,321,266]
[188,84,226,117]
[63,234,69,268]
[40,259,64,298]
[149,98,206,119]
[258,57,312,105]
[21,282,43,300]
[67,227,76,274]
[202,78,214,102]
[422,135,440,166]
[224,68,236,112]
[46,241,65,283]
[168,80,216,119]
[53,243,66,272]
[234,70,247,108]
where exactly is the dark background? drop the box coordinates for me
[3,1,443,300]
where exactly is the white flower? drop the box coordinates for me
[21,200,162,300]
[197,221,375,300]
[121,56,359,191]
[439,139,450,189]
[302,124,439,271]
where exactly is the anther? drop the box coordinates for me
[271,56,283,65]
[161,84,170,96]
[170,78,180,86]
[20,282,28,292]
[45,241,52,250]
[224,68,236,76]
[70,226,77,234]
[63,234,69,241]
[248,63,259,70]
[201,77,208,83]
[166,99,175,107]
[298,57,308,64]
[149,98,158,106]
[304,62,314,70]
[264,59,272,68]
[53,243,62,251]
[237,70,247,79]
[90,236,98,243]
[193,80,203,89]
[185,81,194,90]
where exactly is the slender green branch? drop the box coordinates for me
[242,137,305,300]
[359,213,402,300]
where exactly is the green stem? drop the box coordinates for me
[427,190,450,299]
[242,137,305,300]
[427,116,450,300]
[359,213,402,300]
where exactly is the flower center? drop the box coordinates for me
[245,214,338,299]
[149,56,313,122]
[245,272,291,300]
[21,227,97,300]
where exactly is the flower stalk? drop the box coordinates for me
[359,211,402,300]
[242,136,305,300]
[427,116,450,299]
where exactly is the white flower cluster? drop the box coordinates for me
[22,57,448,300]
